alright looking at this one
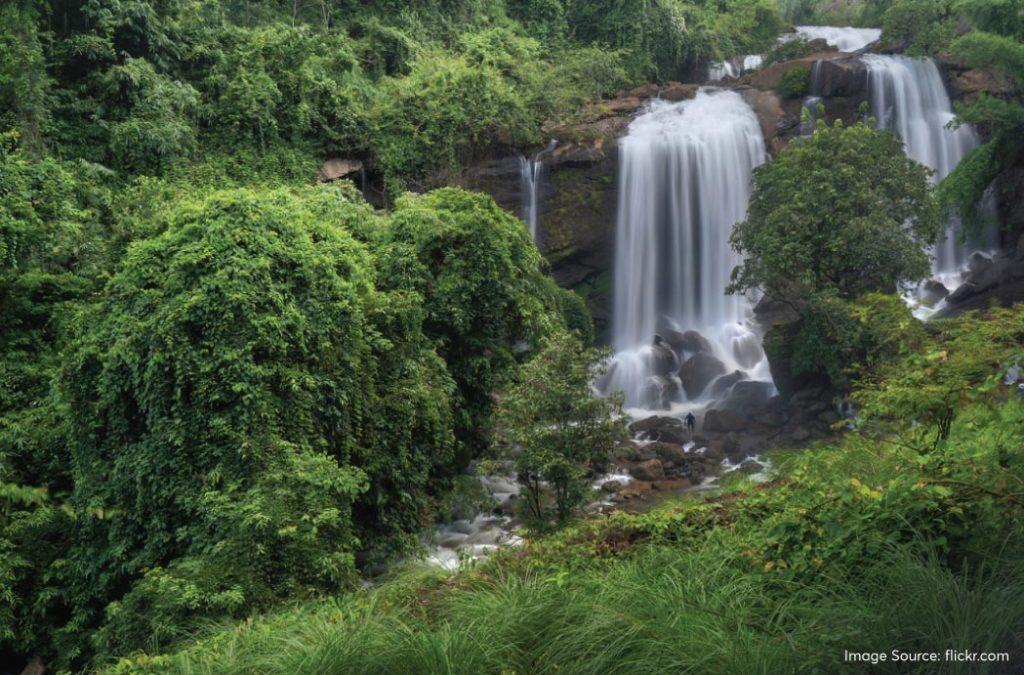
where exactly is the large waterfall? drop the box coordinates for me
[864,55,999,274]
[603,90,771,410]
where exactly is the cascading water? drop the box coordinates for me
[602,90,772,410]
[787,25,881,52]
[519,140,556,240]
[863,54,999,276]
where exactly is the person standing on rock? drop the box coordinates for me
[685,412,696,436]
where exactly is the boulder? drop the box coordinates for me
[720,380,775,413]
[947,281,981,305]
[678,352,727,399]
[633,444,657,462]
[601,480,621,493]
[789,426,811,442]
[738,459,765,475]
[630,459,666,481]
[738,87,785,153]
[752,295,800,329]
[710,370,747,397]
[317,158,363,182]
[649,337,679,376]
[664,329,713,354]
[648,441,687,464]
[629,416,688,444]
[921,279,950,304]
[639,375,680,410]
[731,333,765,369]
[703,408,744,433]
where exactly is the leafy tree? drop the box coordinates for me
[730,119,939,305]
[496,332,625,523]
[881,0,957,55]
[56,188,375,662]
[729,120,939,390]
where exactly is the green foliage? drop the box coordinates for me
[379,188,567,456]
[855,306,1024,445]
[777,66,810,98]
[110,374,1024,674]
[882,0,957,55]
[730,120,938,391]
[731,119,938,304]
[940,1,1024,222]
[496,333,625,523]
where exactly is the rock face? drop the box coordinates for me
[317,158,363,182]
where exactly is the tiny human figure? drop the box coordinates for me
[685,412,696,435]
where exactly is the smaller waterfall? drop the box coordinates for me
[519,140,557,240]
[786,26,881,52]
[864,55,999,274]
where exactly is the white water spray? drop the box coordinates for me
[603,91,772,410]
[863,54,999,275]
[519,140,556,240]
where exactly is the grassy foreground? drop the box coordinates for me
[110,394,1024,674]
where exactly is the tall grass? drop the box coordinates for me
[121,535,1024,675]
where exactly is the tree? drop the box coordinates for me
[730,119,939,305]
[729,119,939,389]
[496,332,626,523]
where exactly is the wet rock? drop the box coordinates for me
[631,459,666,482]
[817,410,841,426]
[789,426,811,442]
[720,380,775,413]
[947,281,981,305]
[732,332,765,369]
[663,329,714,354]
[711,370,747,397]
[629,416,687,443]
[703,408,744,433]
[633,444,657,462]
[601,480,622,493]
[702,443,725,461]
[922,279,950,304]
[678,352,727,399]
[639,375,680,410]
[649,336,679,375]
[753,295,799,327]
[660,82,700,102]
[648,441,687,464]
[739,459,765,474]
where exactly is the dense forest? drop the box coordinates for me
[2,0,1024,672]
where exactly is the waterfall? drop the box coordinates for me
[863,55,999,275]
[603,90,771,410]
[519,140,556,240]
[788,26,881,52]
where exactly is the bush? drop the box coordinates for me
[777,66,810,98]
